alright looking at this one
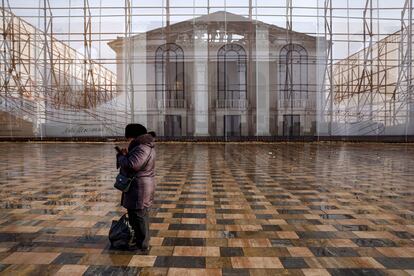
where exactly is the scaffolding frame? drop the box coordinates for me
[0,1,413,137]
[0,5,116,107]
[331,0,413,132]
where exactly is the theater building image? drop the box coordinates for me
[109,11,322,138]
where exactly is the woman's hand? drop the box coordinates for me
[116,148,127,169]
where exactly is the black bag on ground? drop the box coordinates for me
[108,214,133,249]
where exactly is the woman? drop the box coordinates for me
[116,124,156,250]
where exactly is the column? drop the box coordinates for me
[131,33,148,126]
[193,27,209,136]
[255,26,270,136]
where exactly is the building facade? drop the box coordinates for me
[109,12,322,137]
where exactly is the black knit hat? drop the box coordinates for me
[125,124,147,138]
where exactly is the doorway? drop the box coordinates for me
[224,115,241,137]
[283,115,300,136]
[165,115,182,137]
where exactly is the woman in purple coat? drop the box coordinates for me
[117,124,156,250]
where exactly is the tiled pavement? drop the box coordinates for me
[0,142,413,275]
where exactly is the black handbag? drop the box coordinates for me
[114,147,152,192]
[114,173,136,192]
[108,214,133,249]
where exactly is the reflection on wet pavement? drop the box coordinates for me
[0,142,413,275]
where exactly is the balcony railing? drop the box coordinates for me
[216,99,248,109]
[150,99,187,109]
[278,99,313,109]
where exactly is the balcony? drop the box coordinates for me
[216,99,248,109]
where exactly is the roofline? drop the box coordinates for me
[108,10,317,48]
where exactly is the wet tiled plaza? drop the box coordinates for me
[0,142,413,275]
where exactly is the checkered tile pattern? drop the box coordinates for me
[0,142,413,275]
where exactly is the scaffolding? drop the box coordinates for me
[0,0,413,138]
[0,6,116,110]
[332,0,413,136]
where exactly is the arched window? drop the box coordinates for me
[279,44,308,101]
[217,44,247,106]
[155,43,184,108]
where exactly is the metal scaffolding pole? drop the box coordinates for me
[409,0,413,133]
[286,0,294,137]
[84,0,95,108]
[393,0,413,128]
[124,0,134,123]
[0,1,12,136]
[42,0,56,127]
[1,0,11,98]
[404,0,413,136]
[248,0,253,135]
[360,0,374,121]
[324,0,333,135]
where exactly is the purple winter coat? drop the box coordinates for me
[117,134,156,210]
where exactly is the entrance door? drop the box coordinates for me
[283,115,300,136]
[224,115,241,137]
[165,115,182,137]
